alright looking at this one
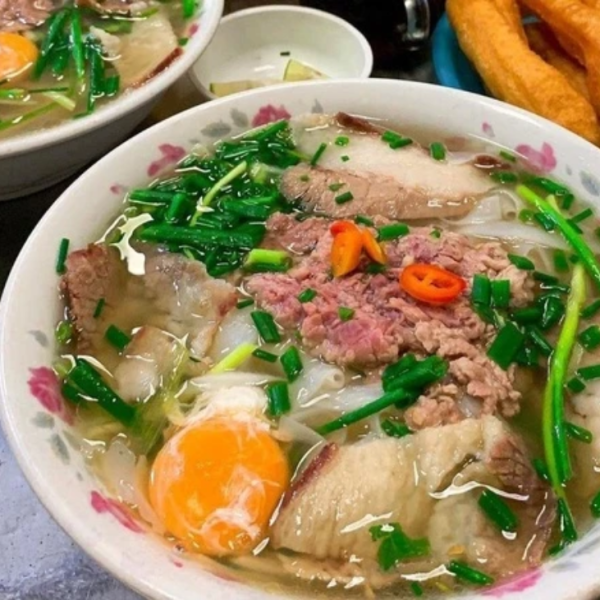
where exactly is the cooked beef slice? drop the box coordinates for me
[0,0,60,32]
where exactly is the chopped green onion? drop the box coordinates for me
[565,421,593,444]
[519,209,535,223]
[539,296,565,330]
[93,298,106,319]
[370,523,430,571]
[61,382,84,405]
[511,306,543,324]
[243,248,291,273]
[252,348,278,363]
[471,274,491,306]
[527,325,553,356]
[562,194,575,210]
[236,298,254,310]
[164,192,189,224]
[534,271,558,285]
[410,582,424,597]
[280,346,303,382]
[557,497,578,543]
[335,191,354,204]
[129,189,176,204]
[577,364,600,380]
[508,254,535,270]
[251,310,281,344]
[567,377,586,393]
[491,279,510,308]
[310,142,328,166]
[338,306,355,321]
[298,288,317,303]
[195,160,248,215]
[329,182,345,192]
[579,325,600,351]
[377,223,410,242]
[429,142,446,161]
[335,136,350,146]
[490,171,518,184]
[382,419,412,438]
[33,9,71,79]
[581,299,600,319]
[446,561,494,586]
[533,211,555,231]
[266,381,291,416]
[381,130,413,149]
[210,343,257,374]
[570,207,593,224]
[591,490,600,518]
[383,355,447,393]
[525,175,572,197]
[487,323,525,369]
[478,489,518,532]
[105,325,131,351]
[69,7,85,81]
[299,174,310,182]
[341,155,350,162]
[431,228,442,239]
[55,238,70,274]
[55,320,73,345]
[182,0,197,18]
[532,458,550,481]
[499,150,517,162]
[354,215,374,227]
[554,250,570,272]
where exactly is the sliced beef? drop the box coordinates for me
[284,113,495,221]
[0,0,59,32]
[79,0,151,15]
[271,417,555,586]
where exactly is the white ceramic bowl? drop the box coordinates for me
[2,80,600,600]
[0,0,223,201]
[189,5,373,100]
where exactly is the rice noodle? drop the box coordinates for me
[274,416,326,446]
[209,306,258,361]
[290,354,346,409]
[454,222,568,250]
[133,456,165,535]
[440,192,518,226]
[186,371,276,392]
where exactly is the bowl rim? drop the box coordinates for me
[188,4,374,100]
[0,0,224,159]
[2,78,600,600]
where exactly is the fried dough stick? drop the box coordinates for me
[447,0,600,144]
[519,0,600,114]
[525,22,590,100]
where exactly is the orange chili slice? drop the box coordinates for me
[400,263,466,305]
[362,229,386,264]
[331,228,363,277]
[330,220,360,236]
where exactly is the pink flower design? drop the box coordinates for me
[482,122,495,137]
[91,491,145,534]
[515,142,557,173]
[28,367,72,424]
[483,568,542,597]
[189,23,199,36]
[109,184,127,196]
[252,104,291,127]
[147,144,187,177]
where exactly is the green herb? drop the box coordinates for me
[431,228,441,239]
[329,182,345,192]
[577,364,600,381]
[381,130,413,149]
[567,377,586,393]
[499,150,517,162]
[382,419,412,438]
[534,271,559,285]
[383,355,448,393]
[355,215,374,227]
[511,306,543,325]
[69,7,85,81]
[252,348,278,363]
[55,237,70,274]
[508,254,535,270]
[236,298,254,310]
[471,274,491,306]
[310,142,328,166]
[524,175,572,197]
[554,250,570,272]
[491,279,510,308]
[105,325,131,351]
[243,248,291,273]
[519,209,535,223]
[557,498,578,543]
[61,382,83,405]
[251,310,281,344]
[570,207,593,224]
[487,323,525,369]
[335,136,350,146]
[429,142,446,161]
[210,343,257,374]
[532,458,550,481]
[366,263,388,274]
[55,320,73,345]
[341,155,350,162]
[579,325,600,351]
[565,421,593,444]
[527,325,553,356]
[178,37,189,46]
[33,9,71,79]
[539,295,565,330]
[490,171,518,184]
[581,299,600,319]
[591,490,600,518]
[280,346,303,382]
[299,174,310,182]
[93,298,106,319]
[335,191,354,204]
[533,211,555,231]
[410,582,424,597]
[369,523,430,571]
[378,223,410,241]
[446,561,494,586]
[562,194,576,210]
[266,381,291,416]
[478,489,518,532]
[338,306,355,321]
[182,0,197,18]
[280,50,291,56]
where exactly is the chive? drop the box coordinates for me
[554,250,570,272]
[335,136,349,146]
[328,182,345,192]
[519,209,535,223]
[33,9,71,79]
[382,419,412,438]
[524,175,572,197]
[129,189,175,204]
[93,298,106,319]
[61,382,84,405]
[568,219,583,234]
[567,377,586,393]
[251,310,281,344]
[478,489,518,532]
[446,561,494,586]
[280,50,290,56]
[182,0,197,18]
[67,359,136,426]
[69,7,85,81]
[298,288,317,303]
[355,215,374,227]
[557,498,578,543]
[532,458,550,481]
[165,192,189,224]
[366,263,387,274]
[533,212,555,232]
[377,223,410,242]
[491,279,510,308]
[515,343,540,367]
[539,296,565,330]
[565,421,593,444]
[490,171,518,184]
[210,343,257,374]
[508,254,535,270]
[236,298,254,310]
[381,130,413,149]
[249,119,289,141]
[579,325,600,351]
[499,150,517,162]
[55,238,70,274]
[252,348,278,363]
[562,194,575,210]
[335,191,354,204]
[471,274,491,306]
[511,306,543,324]
[244,249,291,272]
[577,364,600,380]
[570,207,593,224]
[338,306,355,321]
[105,325,131,351]
[55,320,73,345]
[280,346,303,382]
[534,271,558,285]
[429,142,446,161]
[370,523,430,571]
[431,228,442,239]
[266,381,291,416]
[527,325,553,356]
[582,299,600,319]
[410,582,424,597]
[591,490,600,518]
[341,155,350,162]
[310,142,328,166]
[487,323,525,369]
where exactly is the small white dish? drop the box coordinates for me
[190,5,373,100]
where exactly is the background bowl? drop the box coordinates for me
[0,0,224,202]
[189,5,373,101]
[3,79,600,600]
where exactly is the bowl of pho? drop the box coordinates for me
[4,79,600,600]
[0,0,223,200]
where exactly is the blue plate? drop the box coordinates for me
[431,13,486,96]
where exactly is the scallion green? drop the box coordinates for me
[565,421,593,444]
[478,489,518,532]
[266,381,291,416]
[280,346,303,382]
[298,288,317,303]
[487,323,525,369]
[338,306,355,321]
[251,310,281,344]
[377,223,410,242]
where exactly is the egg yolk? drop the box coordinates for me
[0,33,39,81]
[149,415,289,556]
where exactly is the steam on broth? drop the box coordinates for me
[0,0,197,138]
[55,112,600,597]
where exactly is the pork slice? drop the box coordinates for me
[0,0,59,32]
[271,417,555,584]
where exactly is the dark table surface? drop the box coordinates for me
[0,54,434,599]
